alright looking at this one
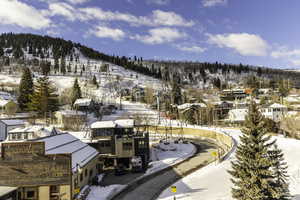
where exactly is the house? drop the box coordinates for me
[0,133,99,200]
[227,108,248,124]
[220,89,248,101]
[6,125,58,141]
[284,95,300,110]
[0,186,18,200]
[0,119,25,141]
[73,98,94,112]
[0,91,14,101]
[261,103,288,122]
[0,100,18,115]
[86,119,150,171]
[211,101,233,119]
[55,110,86,130]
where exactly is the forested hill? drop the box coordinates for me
[143,60,300,88]
[1,33,300,88]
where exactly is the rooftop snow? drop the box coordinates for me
[0,119,25,126]
[269,103,287,108]
[91,119,134,129]
[0,186,17,196]
[177,103,207,110]
[37,133,98,172]
[57,110,86,116]
[74,98,92,107]
[0,100,14,107]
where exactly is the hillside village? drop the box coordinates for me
[1,34,300,200]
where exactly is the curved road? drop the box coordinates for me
[112,139,217,200]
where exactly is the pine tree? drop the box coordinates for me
[60,57,66,74]
[171,81,182,105]
[71,78,81,107]
[0,47,4,57]
[228,102,276,200]
[91,75,98,88]
[268,144,291,200]
[18,67,34,111]
[28,76,58,115]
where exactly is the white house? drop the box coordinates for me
[261,103,287,122]
[7,125,59,141]
[0,119,25,141]
[227,109,248,123]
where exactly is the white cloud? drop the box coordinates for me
[271,47,300,66]
[271,48,300,59]
[176,45,206,53]
[132,28,186,44]
[0,0,51,29]
[46,29,60,36]
[290,59,300,66]
[89,26,125,41]
[48,2,76,21]
[71,7,194,27]
[202,0,227,7]
[147,0,170,5]
[208,33,269,56]
[65,0,90,4]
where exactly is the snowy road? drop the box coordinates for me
[157,129,300,200]
[112,139,217,200]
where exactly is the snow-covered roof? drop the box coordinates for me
[0,119,25,126]
[269,103,287,109]
[0,91,14,101]
[177,103,207,110]
[284,96,300,103]
[36,133,99,172]
[57,110,86,116]
[0,100,15,107]
[228,109,248,122]
[0,186,17,197]
[74,98,92,107]
[8,126,57,138]
[91,119,135,129]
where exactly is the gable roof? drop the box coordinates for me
[73,98,92,107]
[36,133,98,172]
[0,119,25,126]
[91,119,135,129]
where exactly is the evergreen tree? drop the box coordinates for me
[268,144,291,200]
[91,75,98,88]
[0,47,4,57]
[18,67,34,111]
[28,76,59,115]
[228,102,276,200]
[60,57,66,74]
[71,78,81,107]
[171,81,182,105]
[54,56,59,72]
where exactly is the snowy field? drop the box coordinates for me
[157,129,300,200]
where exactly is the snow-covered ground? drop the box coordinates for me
[157,129,300,200]
[147,140,196,175]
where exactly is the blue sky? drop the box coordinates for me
[0,0,299,69]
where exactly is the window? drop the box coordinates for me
[26,191,35,199]
[139,141,147,148]
[50,185,59,193]
[85,169,88,177]
[89,169,93,177]
[23,133,28,140]
[123,142,132,151]
[80,173,83,182]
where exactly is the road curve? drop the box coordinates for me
[112,139,217,200]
